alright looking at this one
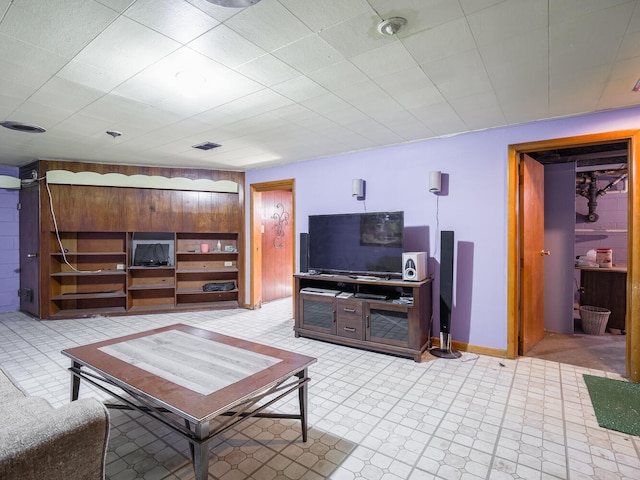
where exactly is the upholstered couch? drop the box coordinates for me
[0,366,110,480]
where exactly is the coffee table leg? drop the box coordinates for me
[297,368,308,442]
[70,361,81,401]
[193,422,210,480]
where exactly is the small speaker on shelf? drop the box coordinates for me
[402,252,427,281]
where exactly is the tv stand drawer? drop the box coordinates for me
[337,316,364,340]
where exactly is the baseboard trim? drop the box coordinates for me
[430,338,507,358]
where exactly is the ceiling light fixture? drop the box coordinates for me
[0,121,46,133]
[377,17,407,36]
[204,0,262,7]
[106,130,122,138]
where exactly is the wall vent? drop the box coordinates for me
[192,141,221,151]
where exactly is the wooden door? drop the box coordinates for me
[261,190,293,302]
[520,153,546,353]
[19,182,40,317]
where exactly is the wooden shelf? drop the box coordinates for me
[51,291,126,301]
[176,267,238,274]
[51,252,126,256]
[177,288,238,295]
[51,270,126,277]
[127,284,176,291]
[49,306,128,318]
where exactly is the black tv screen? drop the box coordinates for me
[308,211,404,277]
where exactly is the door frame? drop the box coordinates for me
[507,130,640,381]
[249,179,295,309]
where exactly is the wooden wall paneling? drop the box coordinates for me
[32,159,245,318]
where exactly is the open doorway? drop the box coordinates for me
[523,143,628,375]
[507,130,640,382]
[249,179,295,309]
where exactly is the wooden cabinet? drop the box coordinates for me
[294,274,432,362]
[578,266,627,332]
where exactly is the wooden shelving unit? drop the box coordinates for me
[47,231,240,318]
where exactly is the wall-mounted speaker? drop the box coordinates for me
[429,171,441,193]
[352,178,365,200]
[402,252,427,281]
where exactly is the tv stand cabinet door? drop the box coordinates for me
[298,294,336,335]
[365,303,410,348]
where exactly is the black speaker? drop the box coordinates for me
[430,230,460,358]
[300,233,309,273]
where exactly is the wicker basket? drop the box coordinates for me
[579,305,611,335]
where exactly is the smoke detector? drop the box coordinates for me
[377,17,407,36]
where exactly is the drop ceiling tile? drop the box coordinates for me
[466,0,548,47]
[409,101,466,136]
[215,89,294,119]
[279,0,370,31]
[0,0,118,58]
[343,118,403,145]
[374,67,444,109]
[458,0,504,15]
[617,31,640,62]
[420,49,493,100]
[449,91,505,130]
[319,12,392,58]
[549,0,632,24]
[301,93,354,117]
[28,77,105,114]
[0,36,70,97]
[350,42,418,79]
[0,94,23,118]
[124,0,220,44]
[307,60,369,92]
[479,28,548,87]
[188,24,265,68]
[271,76,329,103]
[402,17,476,65]
[58,16,180,91]
[235,54,300,86]
[224,1,312,52]
[598,75,640,110]
[273,35,343,74]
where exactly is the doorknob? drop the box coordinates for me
[539,250,550,256]
[27,253,38,258]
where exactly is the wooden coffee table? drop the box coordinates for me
[62,324,316,480]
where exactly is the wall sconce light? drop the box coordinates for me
[352,179,366,200]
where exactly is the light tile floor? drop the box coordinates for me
[1,299,639,480]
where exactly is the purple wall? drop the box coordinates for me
[245,106,640,351]
[0,166,19,313]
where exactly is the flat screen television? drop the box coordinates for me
[308,211,404,277]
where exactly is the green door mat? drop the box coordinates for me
[583,374,640,437]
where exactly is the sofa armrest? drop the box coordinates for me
[0,398,109,480]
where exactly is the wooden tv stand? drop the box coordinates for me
[293,273,432,362]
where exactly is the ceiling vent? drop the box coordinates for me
[192,141,222,151]
[0,121,46,133]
